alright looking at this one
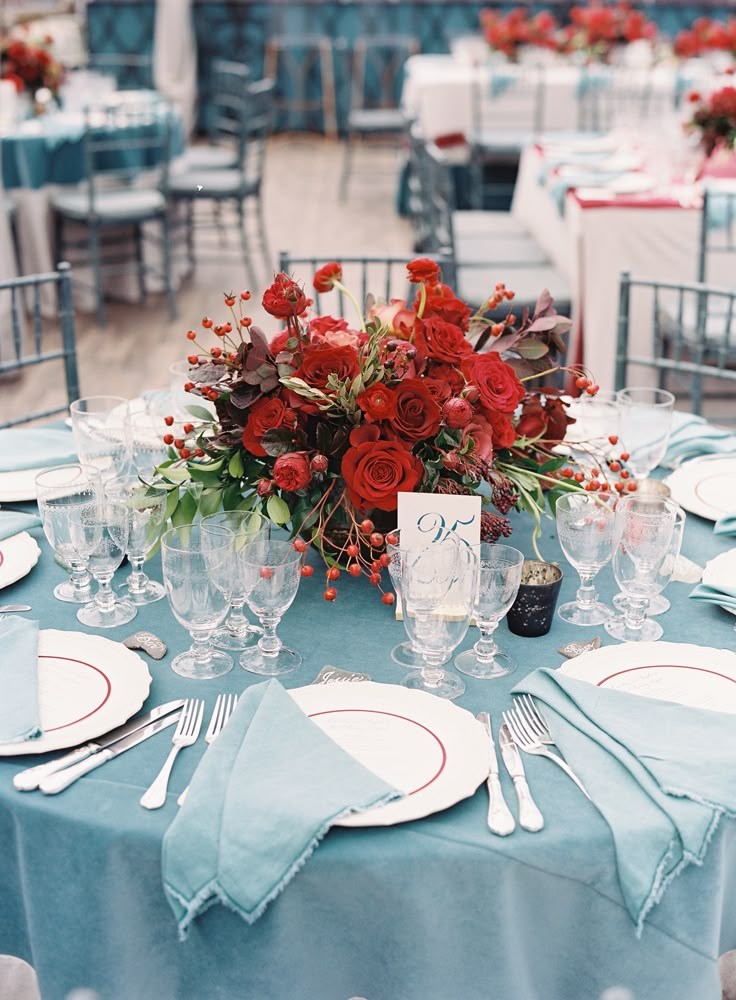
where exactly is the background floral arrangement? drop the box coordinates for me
[686,85,736,156]
[479,7,560,62]
[674,17,736,60]
[0,27,65,96]
[155,260,623,601]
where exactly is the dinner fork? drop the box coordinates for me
[177,693,238,806]
[140,699,204,810]
[513,694,557,748]
[502,706,592,801]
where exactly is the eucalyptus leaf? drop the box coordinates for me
[185,405,217,422]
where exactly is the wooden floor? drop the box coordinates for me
[1,134,414,424]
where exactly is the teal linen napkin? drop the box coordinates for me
[0,618,41,744]
[162,679,401,938]
[513,668,736,934]
[0,511,42,541]
[715,513,736,536]
[661,412,736,469]
[0,428,77,473]
[689,581,736,609]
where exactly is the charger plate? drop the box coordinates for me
[558,641,736,713]
[289,681,489,827]
[0,629,152,755]
[665,455,736,522]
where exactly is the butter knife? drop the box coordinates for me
[14,699,186,791]
[476,712,515,836]
[498,724,544,832]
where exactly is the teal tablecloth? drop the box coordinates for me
[1,489,736,999]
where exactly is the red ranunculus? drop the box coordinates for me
[262,273,307,319]
[272,452,311,492]
[241,395,288,456]
[342,440,423,511]
[295,343,361,391]
[461,353,525,414]
[313,262,342,293]
[414,316,473,365]
[406,257,440,284]
[388,378,442,442]
[356,383,397,422]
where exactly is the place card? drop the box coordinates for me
[312,665,371,684]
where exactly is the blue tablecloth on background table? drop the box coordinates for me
[1,477,736,999]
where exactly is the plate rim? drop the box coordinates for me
[0,531,41,590]
[665,455,736,521]
[702,548,736,616]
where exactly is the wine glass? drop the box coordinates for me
[239,537,304,676]
[455,543,524,679]
[604,495,680,642]
[70,395,131,483]
[104,476,168,605]
[555,493,615,626]
[161,523,235,679]
[615,387,675,483]
[402,539,478,701]
[69,499,137,628]
[35,464,100,604]
[201,510,270,651]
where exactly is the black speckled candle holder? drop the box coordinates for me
[507,560,564,638]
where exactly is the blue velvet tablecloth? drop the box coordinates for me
[1,487,736,1000]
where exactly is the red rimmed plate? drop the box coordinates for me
[0,532,41,590]
[665,455,736,522]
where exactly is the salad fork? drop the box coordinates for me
[177,693,238,806]
[140,698,204,810]
[502,706,592,801]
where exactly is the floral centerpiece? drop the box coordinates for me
[479,7,560,62]
[674,17,736,61]
[686,86,736,157]
[0,27,65,97]
[562,1,657,62]
[154,259,631,603]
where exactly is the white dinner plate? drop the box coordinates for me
[0,466,77,503]
[558,641,736,713]
[0,629,152,755]
[0,532,41,590]
[604,173,654,194]
[289,681,489,827]
[702,548,736,617]
[664,455,736,522]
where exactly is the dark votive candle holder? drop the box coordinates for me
[507,560,564,638]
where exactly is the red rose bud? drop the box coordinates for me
[442,451,461,471]
[256,478,274,497]
[442,397,473,429]
[272,452,311,492]
[463,386,480,404]
[310,453,328,474]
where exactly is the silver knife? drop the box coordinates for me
[39,712,183,795]
[14,699,186,791]
[476,712,515,836]
[0,605,32,613]
[499,724,544,833]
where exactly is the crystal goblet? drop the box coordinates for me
[555,493,615,627]
[70,395,131,483]
[69,499,137,628]
[615,387,675,483]
[35,464,100,604]
[104,476,168,605]
[239,538,303,676]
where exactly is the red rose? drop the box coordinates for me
[342,440,423,512]
[422,378,452,405]
[356,383,397,422]
[544,396,573,444]
[406,257,440,284]
[241,395,287,456]
[272,452,311,492]
[350,423,381,446]
[414,316,473,365]
[313,262,342,293]
[270,330,291,354]
[295,343,361,391]
[422,284,472,331]
[388,378,442,442]
[442,397,473,429]
[426,361,465,394]
[486,407,517,449]
[515,397,548,439]
[460,353,525,414]
[462,411,495,462]
[262,273,307,319]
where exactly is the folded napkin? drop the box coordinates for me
[513,668,736,934]
[661,412,736,469]
[715,513,736,537]
[162,679,400,939]
[0,428,77,473]
[548,171,622,215]
[689,580,736,610]
[0,511,42,542]
[0,618,42,744]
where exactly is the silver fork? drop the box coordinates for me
[502,706,592,801]
[140,699,204,810]
[513,694,557,748]
[177,693,238,806]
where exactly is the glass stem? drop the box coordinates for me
[258,616,283,657]
[420,652,445,686]
[624,595,649,634]
[575,572,598,610]
[94,574,116,613]
[69,558,92,596]
[226,598,250,636]
[474,620,500,662]
[126,554,149,595]
[189,631,213,663]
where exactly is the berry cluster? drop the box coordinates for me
[292,518,397,604]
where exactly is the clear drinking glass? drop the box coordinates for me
[555,493,615,626]
[69,499,137,628]
[615,387,675,482]
[239,537,303,676]
[125,409,182,480]
[70,395,131,483]
[35,464,100,604]
[563,390,621,460]
[201,510,270,651]
[604,495,680,642]
[455,543,524,679]
[104,476,168,605]
[161,523,235,679]
[402,540,478,701]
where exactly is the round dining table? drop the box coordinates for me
[0,453,735,1000]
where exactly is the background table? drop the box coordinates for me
[1,481,736,998]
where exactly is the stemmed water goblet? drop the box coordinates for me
[555,493,615,626]
[201,510,270,651]
[35,464,101,604]
[239,537,304,676]
[604,495,681,642]
[454,543,524,679]
[69,499,137,628]
[104,476,168,604]
[161,523,236,679]
[615,387,675,484]
[70,395,132,483]
[402,538,478,701]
